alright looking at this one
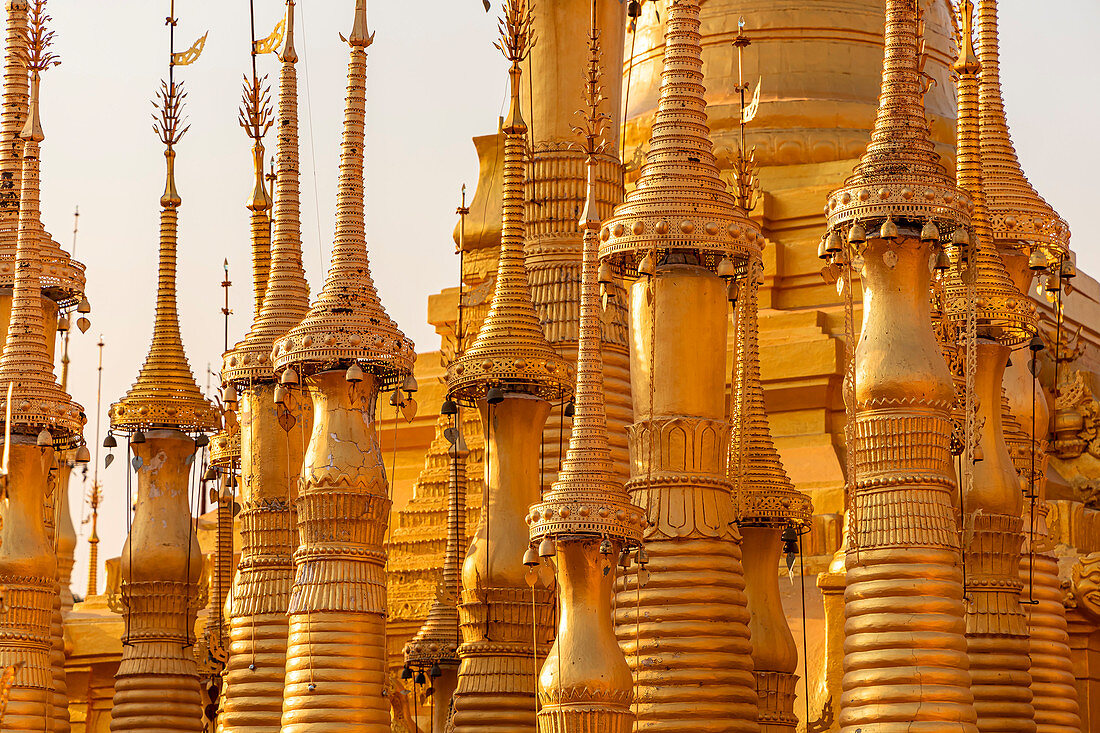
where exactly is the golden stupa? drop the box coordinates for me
[0,1,1095,732]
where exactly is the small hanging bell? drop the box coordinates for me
[781,525,800,572]
[346,362,364,383]
[486,387,505,405]
[1028,247,1048,272]
[195,434,209,448]
[429,662,442,679]
[402,374,419,393]
[57,315,70,332]
[280,367,299,385]
[563,402,575,418]
[635,547,649,566]
[637,251,656,277]
[717,256,736,278]
[1061,257,1076,280]
[273,385,289,406]
[627,0,642,18]
[817,237,829,261]
[879,217,898,241]
[1029,335,1044,353]
[538,536,556,558]
[825,230,842,254]
[618,548,632,569]
[440,398,459,416]
[400,666,413,681]
[77,297,91,314]
[36,429,52,447]
[727,279,738,304]
[950,227,969,247]
[920,220,940,243]
[75,444,91,463]
[203,465,218,482]
[103,432,117,449]
[934,248,951,271]
[131,430,146,445]
[847,222,867,245]
[599,538,614,555]
[523,547,540,567]
[390,389,403,408]
[222,382,238,406]
[415,671,427,686]
[598,259,614,285]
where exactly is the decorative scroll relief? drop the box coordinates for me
[626,481,739,541]
[853,404,955,484]
[628,416,730,479]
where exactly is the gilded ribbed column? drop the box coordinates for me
[527,19,642,733]
[403,432,469,733]
[599,2,767,731]
[821,0,977,729]
[730,262,812,733]
[943,9,1036,730]
[444,4,572,731]
[219,4,312,729]
[107,34,220,730]
[522,0,630,491]
[56,459,77,610]
[976,2,1079,729]
[0,16,86,729]
[272,3,415,727]
[44,460,70,733]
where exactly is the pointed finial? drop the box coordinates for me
[281,0,297,64]
[274,0,413,384]
[600,0,761,277]
[446,0,570,405]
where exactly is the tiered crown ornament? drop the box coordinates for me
[0,2,83,447]
[223,0,311,385]
[598,0,762,278]
[110,60,218,434]
[273,1,413,383]
[0,0,84,310]
[824,0,970,245]
[941,1,1034,349]
[976,0,1069,258]
[445,0,571,405]
[528,15,643,546]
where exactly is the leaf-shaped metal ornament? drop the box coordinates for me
[104,453,115,469]
[185,453,196,467]
[443,427,459,445]
[131,456,143,471]
[837,274,847,298]
[401,397,418,423]
[278,407,297,433]
[525,565,539,588]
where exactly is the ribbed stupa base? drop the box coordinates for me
[218,611,291,732]
[110,671,203,732]
[1021,550,1082,733]
[615,536,759,733]
[2,684,50,732]
[280,612,388,732]
[50,583,70,732]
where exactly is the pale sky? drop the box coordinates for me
[28,1,1097,597]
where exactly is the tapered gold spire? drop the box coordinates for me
[599,0,760,275]
[0,0,83,307]
[0,5,82,446]
[274,0,413,380]
[109,45,217,433]
[446,0,571,404]
[529,19,641,544]
[239,57,273,317]
[976,0,1068,255]
[224,0,310,384]
[942,3,1034,350]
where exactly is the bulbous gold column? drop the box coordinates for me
[111,431,204,733]
[279,371,390,731]
[0,439,56,731]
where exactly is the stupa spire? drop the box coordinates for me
[239,13,274,319]
[274,0,412,379]
[0,3,82,445]
[223,0,310,384]
[446,0,570,404]
[975,0,1068,254]
[109,11,216,434]
[0,0,28,220]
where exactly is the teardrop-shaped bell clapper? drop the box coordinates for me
[847,222,867,245]
[538,536,555,558]
[920,221,940,243]
[346,362,364,383]
[638,251,656,277]
[637,566,651,587]
[280,367,300,385]
[486,387,505,405]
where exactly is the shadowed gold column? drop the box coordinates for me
[107,22,220,729]
[445,3,572,730]
[599,1,765,730]
[821,0,978,729]
[272,2,416,727]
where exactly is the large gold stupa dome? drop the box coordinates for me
[623,0,959,167]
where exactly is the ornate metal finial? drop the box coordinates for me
[941,0,1035,350]
[109,2,217,434]
[223,0,311,384]
[975,0,1069,256]
[730,18,760,213]
[599,0,761,278]
[273,0,414,384]
[529,3,642,545]
[446,0,571,405]
[0,0,82,447]
[825,0,970,236]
